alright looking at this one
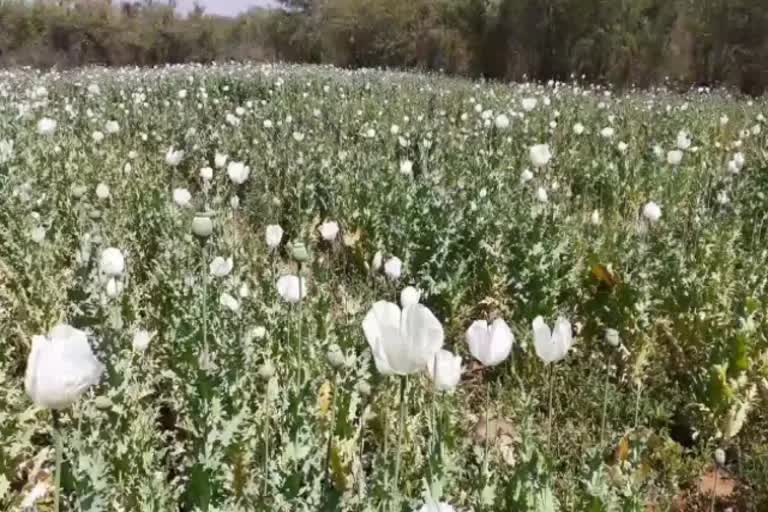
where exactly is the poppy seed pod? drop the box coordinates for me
[356,381,372,397]
[192,214,213,239]
[327,344,345,369]
[604,328,620,347]
[291,241,309,262]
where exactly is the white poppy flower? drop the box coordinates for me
[132,329,154,352]
[319,221,339,241]
[371,251,383,272]
[532,316,573,364]
[536,186,549,203]
[600,127,614,138]
[617,142,628,154]
[466,318,514,367]
[265,224,283,249]
[676,130,692,150]
[214,152,228,168]
[37,118,57,136]
[276,275,307,303]
[99,247,125,276]
[200,166,213,181]
[733,152,745,170]
[165,147,184,167]
[521,98,537,112]
[0,139,14,164]
[219,292,240,313]
[494,114,510,129]
[30,226,46,244]
[105,277,123,298]
[362,301,444,375]
[642,201,662,223]
[227,161,250,185]
[400,160,413,175]
[573,123,585,135]
[400,286,421,308]
[173,188,192,208]
[529,144,552,168]
[417,501,456,512]
[209,256,233,277]
[427,349,462,391]
[25,324,104,409]
[520,169,534,183]
[667,150,683,166]
[92,131,104,143]
[95,182,110,199]
[105,120,120,134]
[384,257,402,280]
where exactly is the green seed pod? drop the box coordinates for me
[327,344,345,369]
[192,215,213,239]
[291,241,309,262]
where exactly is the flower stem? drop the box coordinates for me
[52,410,62,512]
[262,390,270,497]
[482,379,490,480]
[324,372,337,494]
[633,383,643,430]
[600,363,610,445]
[393,375,408,511]
[296,262,303,385]
[547,365,555,452]
[201,242,208,358]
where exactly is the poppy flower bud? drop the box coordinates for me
[714,448,726,466]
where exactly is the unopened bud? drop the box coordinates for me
[714,448,726,466]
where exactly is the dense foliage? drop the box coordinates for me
[1,63,767,511]
[1,0,768,93]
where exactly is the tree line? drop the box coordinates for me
[1,0,767,93]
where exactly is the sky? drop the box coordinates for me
[175,0,278,17]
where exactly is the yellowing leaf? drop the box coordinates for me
[318,380,333,419]
[591,263,619,288]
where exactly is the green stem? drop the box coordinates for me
[483,379,490,480]
[600,363,610,445]
[262,390,270,497]
[633,383,643,430]
[52,410,62,512]
[296,262,303,385]
[393,376,408,511]
[324,372,337,494]
[547,365,555,452]
[357,403,367,498]
[201,242,208,359]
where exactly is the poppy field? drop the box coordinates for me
[1,63,767,511]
